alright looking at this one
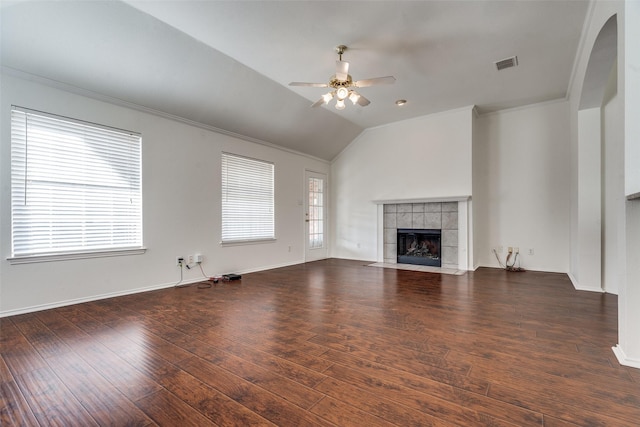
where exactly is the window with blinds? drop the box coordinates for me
[10,107,142,259]
[221,152,274,243]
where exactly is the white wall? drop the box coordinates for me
[473,101,572,273]
[0,72,329,316]
[330,107,473,261]
[576,107,602,291]
[568,1,622,292]
[618,0,640,368]
[625,0,640,198]
[601,62,624,295]
[566,0,640,368]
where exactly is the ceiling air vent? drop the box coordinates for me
[495,56,518,71]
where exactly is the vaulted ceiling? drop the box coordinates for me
[1,1,589,160]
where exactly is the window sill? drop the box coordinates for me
[220,238,276,247]
[7,247,147,265]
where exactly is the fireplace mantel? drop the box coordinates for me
[373,196,471,205]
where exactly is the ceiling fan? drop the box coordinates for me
[289,45,395,110]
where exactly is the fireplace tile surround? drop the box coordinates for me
[383,202,459,269]
[375,196,470,271]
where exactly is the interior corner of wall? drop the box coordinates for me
[567,271,580,290]
[612,344,640,369]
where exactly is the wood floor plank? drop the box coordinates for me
[219,341,328,388]
[1,326,49,377]
[322,362,517,427]
[33,310,92,344]
[322,349,542,426]
[310,395,397,427]
[44,351,155,426]
[488,381,639,427]
[323,346,487,392]
[1,260,638,426]
[0,376,40,427]
[216,351,325,410]
[0,352,13,382]
[449,349,640,416]
[15,367,98,426]
[314,376,457,427]
[308,332,472,379]
[135,388,216,426]
[72,341,163,401]
[12,314,76,361]
[157,368,276,426]
[178,356,334,427]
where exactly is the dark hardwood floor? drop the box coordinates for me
[1,259,639,426]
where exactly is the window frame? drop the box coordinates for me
[8,106,145,264]
[221,152,275,245]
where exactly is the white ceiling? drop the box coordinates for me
[1,1,589,160]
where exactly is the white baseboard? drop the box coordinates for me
[233,259,305,275]
[567,272,605,293]
[0,259,311,318]
[0,279,188,318]
[612,345,640,369]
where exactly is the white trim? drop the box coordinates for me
[1,66,329,165]
[476,98,568,118]
[567,272,605,292]
[373,196,471,205]
[230,259,306,276]
[364,105,476,133]
[568,272,580,289]
[566,0,597,106]
[368,262,465,276]
[377,204,384,263]
[0,258,308,318]
[220,238,277,247]
[8,248,146,265]
[0,277,179,318]
[612,345,640,369]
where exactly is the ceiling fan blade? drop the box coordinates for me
[354,76,396,87]
[357,93,371,107]
[311,97,326,108]
[335,60,350,81]
[289,82,329,87]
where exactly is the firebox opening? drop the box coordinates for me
[397,229,442,267]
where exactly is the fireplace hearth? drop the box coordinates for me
[397,228,441,267]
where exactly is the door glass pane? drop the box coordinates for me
[308,177,324,249]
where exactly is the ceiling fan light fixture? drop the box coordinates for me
[322,92,334,104]
[349,91,360,105]
[336,86,349,100]
[291,44,395,110]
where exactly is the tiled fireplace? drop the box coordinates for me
[375,197,470,271]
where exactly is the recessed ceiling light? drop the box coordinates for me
[395,99,407,106]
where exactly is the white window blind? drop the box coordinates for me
[221,152,274,243]
[10,107,142,258]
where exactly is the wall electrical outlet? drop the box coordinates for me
[176,256,184,266]
[529,248,535,255]
[195,253,203,263]
[188,254,194,264]
[508,247,513,253]
[514,247,519,254]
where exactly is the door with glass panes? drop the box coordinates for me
[304,171,328,261]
